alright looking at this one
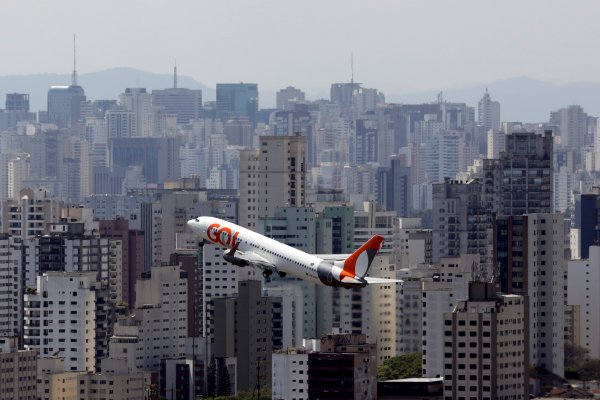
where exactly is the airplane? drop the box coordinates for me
[187,216,399,288]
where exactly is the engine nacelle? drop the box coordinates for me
[223,254,248,267]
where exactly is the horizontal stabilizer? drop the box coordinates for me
[364,276,402,284]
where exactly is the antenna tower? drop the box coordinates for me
[174,59,178,89]
[350,52,354,84]
[71,34,78,86]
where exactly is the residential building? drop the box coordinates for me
[308,334,377,400]
[213,280,273,392]
[483,131,553,215]
[0,235,23,339]
[260,134,307,216]
[23,272,106,372]
[477,90,500,133]
[486,128,505,159]
[0,337,37,400]
[109,265,188,372]
[421,254,476,378]
[568,246,600,358]
[272,348,309,400]
[431,179,490,265]
[119,87,153,136]
[493,213,565,377]
[443,282,528,400]
[550,105,588,150]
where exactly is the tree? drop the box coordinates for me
[377,353,422,381]
[579,358,600,382]
[207,356,217,398]
[564,342,589,368]
[217,358,232,396]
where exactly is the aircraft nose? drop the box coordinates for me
[187,218,198,231]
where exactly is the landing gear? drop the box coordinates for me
[262,269,273,278]
[277,271,287,278]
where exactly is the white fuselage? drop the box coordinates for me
[187,216,342,285]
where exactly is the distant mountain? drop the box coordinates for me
[0,67,214,112]
[390,77,600,122]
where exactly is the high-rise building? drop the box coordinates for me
[223,116,253,147]
[493,213,565,377]
[118,88,153,136]
[216,83,258,126]
[109,137,181,184]
[477,89,500,133]
[378,154,412,217]
[568,246,600,358]
[109,265,189,372]
[351,87,384,117]
[421,254,477,378]
[307,334,377,400]
[272,347,309,400]
[47,85,86,128]
[256,135,307,220]
[152,87,202,125]
[0,337,37,400]
[571,191,600,259]
[550,105,588,150]
[104,109,138,139]
[276,86,305,110]
[6,93,30,112]
[213,280,273,392]
[483,131,553,215]
[23,272,108,372]
[486,128,506,159]
[1,188,63,241]
[352,118,378,165]
[443,282,528,400]
[99,218,145,308]
[330,82,361,116]
[431,179,490,264]
[0,235,23,339]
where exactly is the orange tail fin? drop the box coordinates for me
[340,235,384,279]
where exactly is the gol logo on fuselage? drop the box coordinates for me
[207,223,240,247]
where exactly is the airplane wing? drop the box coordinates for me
[313,254,352,262]
[364,276,402,284]
[233,250,276,270]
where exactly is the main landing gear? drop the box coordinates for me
[262,269,273,278]
[262,269,287,278]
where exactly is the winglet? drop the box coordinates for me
[341,235,384,279]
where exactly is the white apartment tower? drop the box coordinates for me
[119,88,153,137]
[109,265,188,372]
[486,128,506,159]
[272,348,309,400]
[568,246,600,358]
[0,235,23,338]
[478,89,500,133]
[422,254,477,378]
[239,149,260,229]
[259,134,307,217]
[443,282,528,400]
[23,272,100,372]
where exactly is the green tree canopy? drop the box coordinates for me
[377,353,422,381]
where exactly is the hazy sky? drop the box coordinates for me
[2,0,599,95]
